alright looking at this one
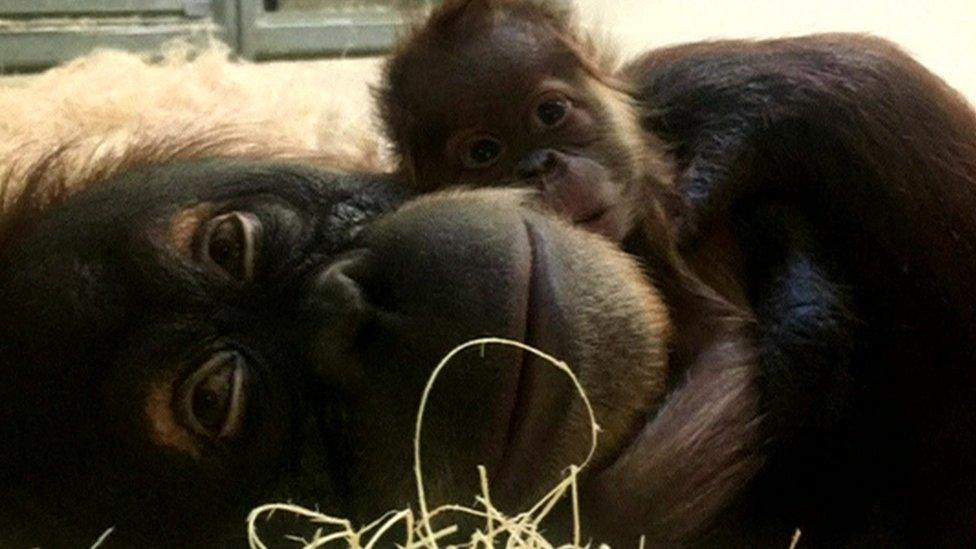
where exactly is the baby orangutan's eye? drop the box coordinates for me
[536,98,569,127]
[460,135,505,169]
[531,91,572,130]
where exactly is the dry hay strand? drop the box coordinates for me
[247,337,618,549]
[91,343,806,548]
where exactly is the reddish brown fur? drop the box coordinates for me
[378,0,976,545]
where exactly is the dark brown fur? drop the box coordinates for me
[378,0,976,544]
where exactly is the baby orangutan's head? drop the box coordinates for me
[379,0,672,241]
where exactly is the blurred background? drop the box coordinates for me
[577,0,976,101]
[1,1,974,100]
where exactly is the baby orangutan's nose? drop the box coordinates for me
[515,149,626,241]
[516,149,564,179]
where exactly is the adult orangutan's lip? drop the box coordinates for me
[478,225,532,479]
[573,206,608,225]
[485,218,537,487]
[494,218,543,480]
[489,217,567,502]
[577,206,621,240]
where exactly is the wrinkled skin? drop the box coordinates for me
[0,160,672,547]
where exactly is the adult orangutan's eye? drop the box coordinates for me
[200,212,260,281]
[177,351,249,439]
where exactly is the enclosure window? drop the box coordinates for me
[239,0,439,60]
[0,0,440,72]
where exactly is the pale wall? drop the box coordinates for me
[4,2,973,113]
[575,0,976,101]
[317,0,976,115]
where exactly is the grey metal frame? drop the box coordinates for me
[0,1,436,71]
[237,1,414,60]
[0,1,236,71]
[0,1,188,16]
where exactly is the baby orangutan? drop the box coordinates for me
[378,0,976,546]
[378,0,672,242]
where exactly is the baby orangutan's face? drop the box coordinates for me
[380,1,651,241]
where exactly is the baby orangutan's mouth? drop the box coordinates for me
[575,202,627,241]
[573,207,608,225]
[533,156,630,242]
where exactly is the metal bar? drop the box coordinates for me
[0,0,185,16]
[182,0,213,18]
[238,7,402,59]
[210,0,237,55]
[246,22,397,59]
